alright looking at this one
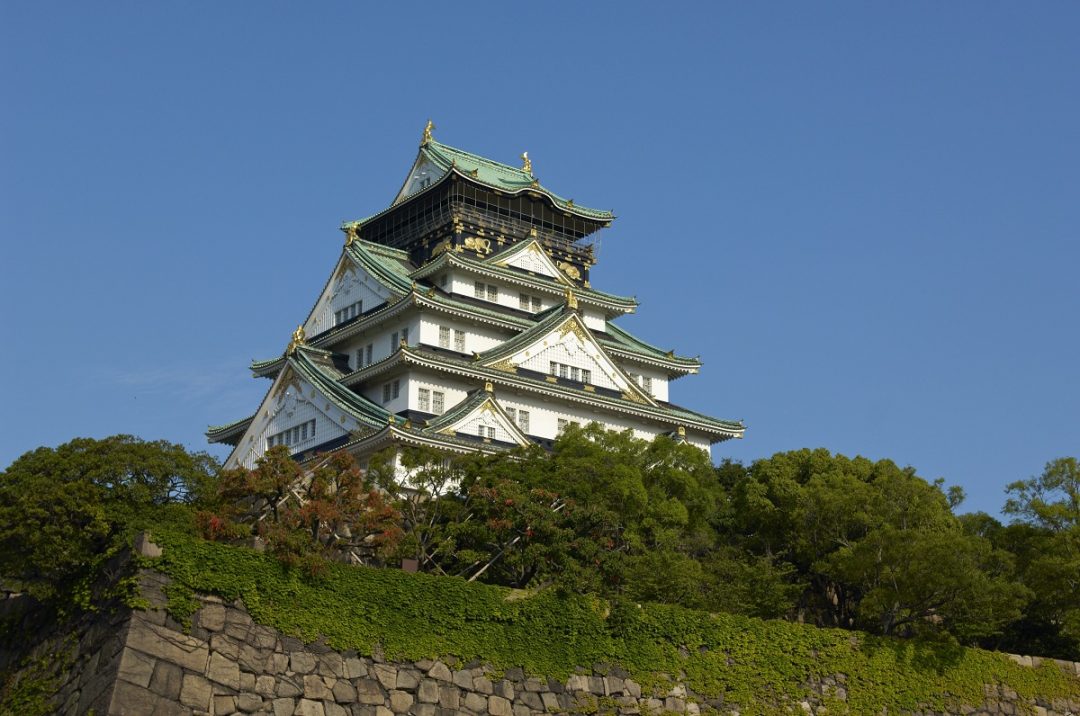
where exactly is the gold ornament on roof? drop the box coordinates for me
[421,119,434,146]
[287,325,306,355]
[520,151,532,174]
[344,223,360,246]
[484,381,494,393]
[565,287,578,310]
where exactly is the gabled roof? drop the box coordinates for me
[409,250,636,316]
[423,385,532,447]
[474,305,657,406]
[344,240,415,295]
[412,139,613,222]
[598,322,702,373]
[486,238,571,282]
[205,414,255,445]
[392,345,744,441]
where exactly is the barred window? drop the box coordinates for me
[432,391,445,414]
[518,410,530,433]
[439,326,450,348]
[392,380,400,399]
[474,281,485,299]
[418,388,431,412]
[454,329,465,352]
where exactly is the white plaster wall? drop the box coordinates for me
[306,265,393,336]
[449,273,554,315]
[581,307,606,331]
[229,377,359,470]
[620,365,670,402]
[339,316,418,371]
[418,314,509,354]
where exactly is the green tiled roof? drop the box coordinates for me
[206,414,255,440]
[345,240,414,294]
[601,322,701,368]
[400,346,744,438]
[411,251,637,312]
[289,346,397,429]
[422,388,491,432]
[473,305,574,364]
[420,139,613,221]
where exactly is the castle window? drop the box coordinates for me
[532,296,541,312]
[392,380,400,399]
[390,332,398,351]
[518,410,530,433]
[474,281,485,299]
[267,419,316,450]
[520,294,541,312]
[439,326,450,348]
[487,284,498,302]
[505,406,516,422]
[334,301,362,326]
[402,327,409,345]
[479,425,495,440]
[418,388,431,412]
[383,383,392,403]
[432,391,445,414]
[365,343,373,366]
[454,329,465,352]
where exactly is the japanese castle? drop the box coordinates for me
[208,123,744,470]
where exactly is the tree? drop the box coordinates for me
[0,435,219,601]
[997,458,1080,659]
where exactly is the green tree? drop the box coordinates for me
[998,458,1080,659]
[0,435,219,601]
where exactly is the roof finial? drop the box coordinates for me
[344,222,360,246]
[520,151,532,174]
[287,325,306,355]
[484,381,494,393]
[565,287,578,310]
[421,119,435,146]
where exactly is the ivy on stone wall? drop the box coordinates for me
[145,527,1080,715]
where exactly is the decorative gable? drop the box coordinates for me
[394,155,447,204]
[304,257,395,336]
[489,239,572,283]
[481,312,656,405]
[226,367,353,469]
[426,386,531,446]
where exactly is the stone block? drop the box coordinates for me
[605,676,625,695]
[512,704,531,716]
[540,692,561,712]
[269,652,290,674]
[473,675,493,694]
[291,651,318,674]
[277,675,303,697]
[215,693,237,714]
[211,633,242,661]
[624,679,642,698]
[344,656,369,679]
[494,679,514,700]
[134,532,163,558]
[395,667,419,690]
[325,702,349,716]
[180,673,213,710]
[428,661,452,682]
[356,677,387,704]
[519,691,544,710]
[240,670,256,691]
[295,699,326,716]
[208,651,242,690]
[319,652,345,678]
[251,624,279,650]
[588,676,606,695]
[438,685,460,709]
[418,678,440,703]
[239,643,275,672]
[273,698,297,716]
[149,659,183,700]
[488,695,512,716]
[566,674,589,693]
[199,603,227,631]
[237,692,265,712]
[111,679,188,716]
[452,669,473,689]
[332,678,356,702]
[522,677,544,692]
[463,692,488,713]
[373,662,397,689]
[256,675,278,696]
[126,616,210,673]
[303,674,332,700]
[409,705,435,716]
[389,689,414,712]
[116,647,156,688]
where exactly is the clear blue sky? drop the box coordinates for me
[2,3,1077,517]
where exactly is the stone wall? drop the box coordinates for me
[4,567,1080,716]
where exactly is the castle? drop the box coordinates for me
[207,122,743,470]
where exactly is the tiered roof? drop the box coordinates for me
[209,130,743,464]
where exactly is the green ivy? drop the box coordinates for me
[146,528,1080,715]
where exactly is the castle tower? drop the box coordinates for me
[208,124,744,469]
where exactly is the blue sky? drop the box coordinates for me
[2,3,1077,517]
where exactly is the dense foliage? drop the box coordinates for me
[146,523,1080,715]
[0,431,1077,662]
